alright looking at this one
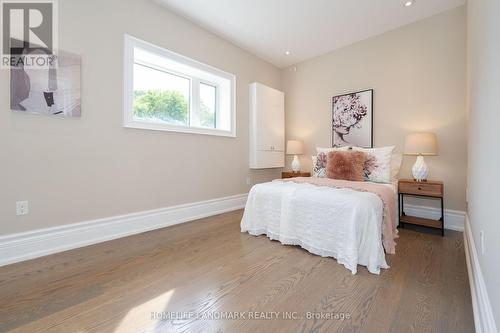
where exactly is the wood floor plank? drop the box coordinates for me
[357,228,417,333]
[0,210,474,333]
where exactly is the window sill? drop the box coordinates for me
[123,120,236,138]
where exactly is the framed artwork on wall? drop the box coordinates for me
[332,89,373,148]
[10,47,81,117]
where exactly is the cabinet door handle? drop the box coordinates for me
[418,186,422,190]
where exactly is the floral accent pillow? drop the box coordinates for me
[313,146,351,177]
[312,152,328,178]
[352,146,395,183]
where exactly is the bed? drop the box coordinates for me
[240,177,399,275]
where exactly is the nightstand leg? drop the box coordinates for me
[398,193,400,220]
[441,197,444,237]
[400,194,405,229]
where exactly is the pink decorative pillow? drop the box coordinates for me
[326,151,366,181]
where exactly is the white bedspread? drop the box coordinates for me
[240,181,389,274]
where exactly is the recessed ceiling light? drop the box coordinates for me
[404,0,414,7]
[285,51,291,55]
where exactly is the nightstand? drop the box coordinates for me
[398,179,444,236]
[282,171,311,179]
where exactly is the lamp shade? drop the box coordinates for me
[286,140,304,155]
[404,132,438,156]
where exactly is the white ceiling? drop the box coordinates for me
[156,0,466,68]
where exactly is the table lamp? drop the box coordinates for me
[404,132,438,181]
[286,140,304,173]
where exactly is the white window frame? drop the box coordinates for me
[123,35,236,137]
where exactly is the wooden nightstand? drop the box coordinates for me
[398,179,444,236]
[282,171,311,179]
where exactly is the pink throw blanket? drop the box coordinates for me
[279,177,398,254]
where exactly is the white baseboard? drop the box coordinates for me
[464,215,498,333]
[403,204,465,231]
[0,196,464,268]
[0,194,248,267]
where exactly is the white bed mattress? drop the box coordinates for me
[241,180,397,274]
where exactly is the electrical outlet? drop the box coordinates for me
[246,177,251,185]
[16,201,29,216]
[480,230,485,255]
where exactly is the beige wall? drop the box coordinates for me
[467,0,500,328]
[282,7,467,211]
[0,3,470,237]
[0,0,281,235]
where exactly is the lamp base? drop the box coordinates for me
[291,155,301,172]
[412,155,429,182]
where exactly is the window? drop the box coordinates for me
[124,35,236,137]
[199,82,216,128]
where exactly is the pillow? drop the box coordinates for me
[326,151,366,181]
[314,147,351,178]
[352,146,395,183]
[311,153,328,178]
[391,153,403,180]
[316,146,350,154]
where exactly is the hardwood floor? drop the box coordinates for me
[0,210,474,333]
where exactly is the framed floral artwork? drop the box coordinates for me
[332,89,373,148]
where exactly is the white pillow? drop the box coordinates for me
[391,153,403,180]
[316,146,350,154]
[352,146,395,183]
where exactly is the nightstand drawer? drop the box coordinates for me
[399,180,443,197]
[282,171,311,179]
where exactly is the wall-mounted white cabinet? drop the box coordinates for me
[249,82,285,169]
